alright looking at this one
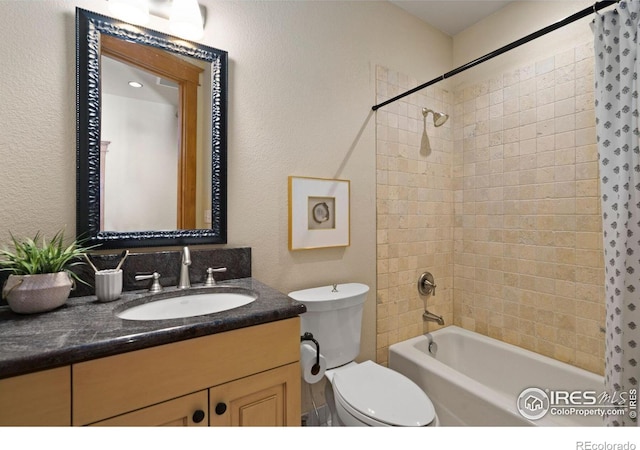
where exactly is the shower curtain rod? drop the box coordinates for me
[371,0,619,111]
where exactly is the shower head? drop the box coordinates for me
[422,108,449,127]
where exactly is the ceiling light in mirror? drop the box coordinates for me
[108,0,150,25]
[128,81,143,88]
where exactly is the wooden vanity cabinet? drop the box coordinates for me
[91,363,299,427]
[0,366,71,426]
[73,318,301,426]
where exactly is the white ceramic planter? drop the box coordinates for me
[2,272,73,314]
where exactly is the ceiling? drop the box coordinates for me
[102,56,179,107]
[390,1,513,36]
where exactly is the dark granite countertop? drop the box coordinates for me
[0,277,306,380]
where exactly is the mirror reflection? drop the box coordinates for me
[101,56,180,231]
[76,8,227,248]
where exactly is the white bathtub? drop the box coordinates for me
[389,326,604,426]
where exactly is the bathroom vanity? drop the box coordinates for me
[0,276,305,426]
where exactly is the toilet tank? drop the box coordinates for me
[289,283,369,369]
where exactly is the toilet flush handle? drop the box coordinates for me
[300,332,321,375]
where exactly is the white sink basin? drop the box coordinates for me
[117,289,257,321]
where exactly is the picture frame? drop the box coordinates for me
[288,176,350,250]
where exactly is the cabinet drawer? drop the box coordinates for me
[73,317,300,425]
[91,391,208,426]
[0,366,71,426]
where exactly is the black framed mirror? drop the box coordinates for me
[76,8,227,249]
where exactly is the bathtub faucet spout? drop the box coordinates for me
[423,309,444,326]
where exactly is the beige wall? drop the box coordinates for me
[0,0,451,412]
[453,1,595,86]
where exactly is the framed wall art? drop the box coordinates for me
[288,176,350,250]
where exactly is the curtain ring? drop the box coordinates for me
[593,2,600,16]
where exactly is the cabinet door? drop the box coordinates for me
[73,318,300,425]
[0,367,71,426]
[210,363,300,426]
[91,391,208,426]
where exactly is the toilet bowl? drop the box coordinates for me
[326,361,437,426]
[289,283,439,427]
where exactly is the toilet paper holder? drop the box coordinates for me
[300,332,321,375]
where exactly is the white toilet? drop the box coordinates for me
[289,283,438,427]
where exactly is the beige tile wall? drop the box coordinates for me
[375,66,454,366]
[375,39,606,375]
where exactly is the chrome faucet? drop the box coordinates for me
[178,246,191,289]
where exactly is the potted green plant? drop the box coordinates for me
[0,230,94,314]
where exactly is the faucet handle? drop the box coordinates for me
[135,272,162,293]
[418,272,437,296]
[204,267,227,287]
[424,279,437,296]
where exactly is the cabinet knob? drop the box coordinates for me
[215,402,227,415]
[192,409,206,423]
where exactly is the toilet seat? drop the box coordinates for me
[331,360,436,426]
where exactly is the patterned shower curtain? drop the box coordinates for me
[593,0,640,427]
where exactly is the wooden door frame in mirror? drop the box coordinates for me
[76,8,227,249]
[101,34,203,229]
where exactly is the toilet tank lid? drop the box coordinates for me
[288,283,369,311]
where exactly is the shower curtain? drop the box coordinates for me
[593,0,640,427]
